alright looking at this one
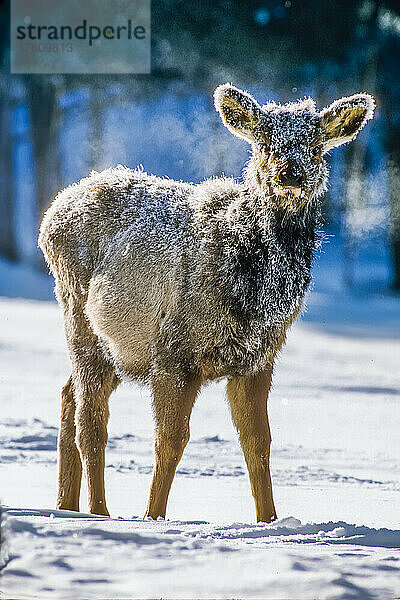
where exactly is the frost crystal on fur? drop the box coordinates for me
[39,84,375,381]
[38,83,375,522]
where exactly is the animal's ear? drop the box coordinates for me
[320,93,375,152]
[214,83,263,144]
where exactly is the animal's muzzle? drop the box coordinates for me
[278,163,304,188]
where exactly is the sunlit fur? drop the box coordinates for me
[39,84,375,523]
[244,103,328,213]
[214,84,375,215]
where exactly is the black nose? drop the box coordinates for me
[279,164,304,188]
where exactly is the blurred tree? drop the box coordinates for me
[0,0,15,259]
[151,0,359,92]
[89,81,104,172]
[342,0,380,288]
[377,2,400,289]
[27,76,62,218]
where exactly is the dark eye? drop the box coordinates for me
[312,145,322,156]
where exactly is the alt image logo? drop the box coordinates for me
[10,0,151,74]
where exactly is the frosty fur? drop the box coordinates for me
[39,83,375,522]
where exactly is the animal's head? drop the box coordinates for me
[214,83,375,209]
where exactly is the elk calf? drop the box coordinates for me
[39,84,374,522]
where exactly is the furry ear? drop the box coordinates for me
[214,83,263,143]
[320,93,375,152]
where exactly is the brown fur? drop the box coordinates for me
[39,84,374,522]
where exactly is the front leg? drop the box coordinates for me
[145,372,201,520]
[227,367,277,523]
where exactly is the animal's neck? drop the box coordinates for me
[228,189,320,248]
[266,201,320,253]
[218,180,321,325]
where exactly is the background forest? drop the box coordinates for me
[0,0,400,293]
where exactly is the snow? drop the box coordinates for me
[2,510,400,600]
[1,240,400,599]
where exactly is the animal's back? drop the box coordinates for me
[39,165,198,380]
[39,165,193,289]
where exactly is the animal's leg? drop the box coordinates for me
[227,368,277,523]
[60,292,120,516]
[144,373,201,519]
[56,375,82,511]
[74,359,119,516]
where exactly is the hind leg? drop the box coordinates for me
[60,293,120,515]
[72,346,119,516]
[57,375,82,511]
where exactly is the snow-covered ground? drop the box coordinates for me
[1,238,400,599]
